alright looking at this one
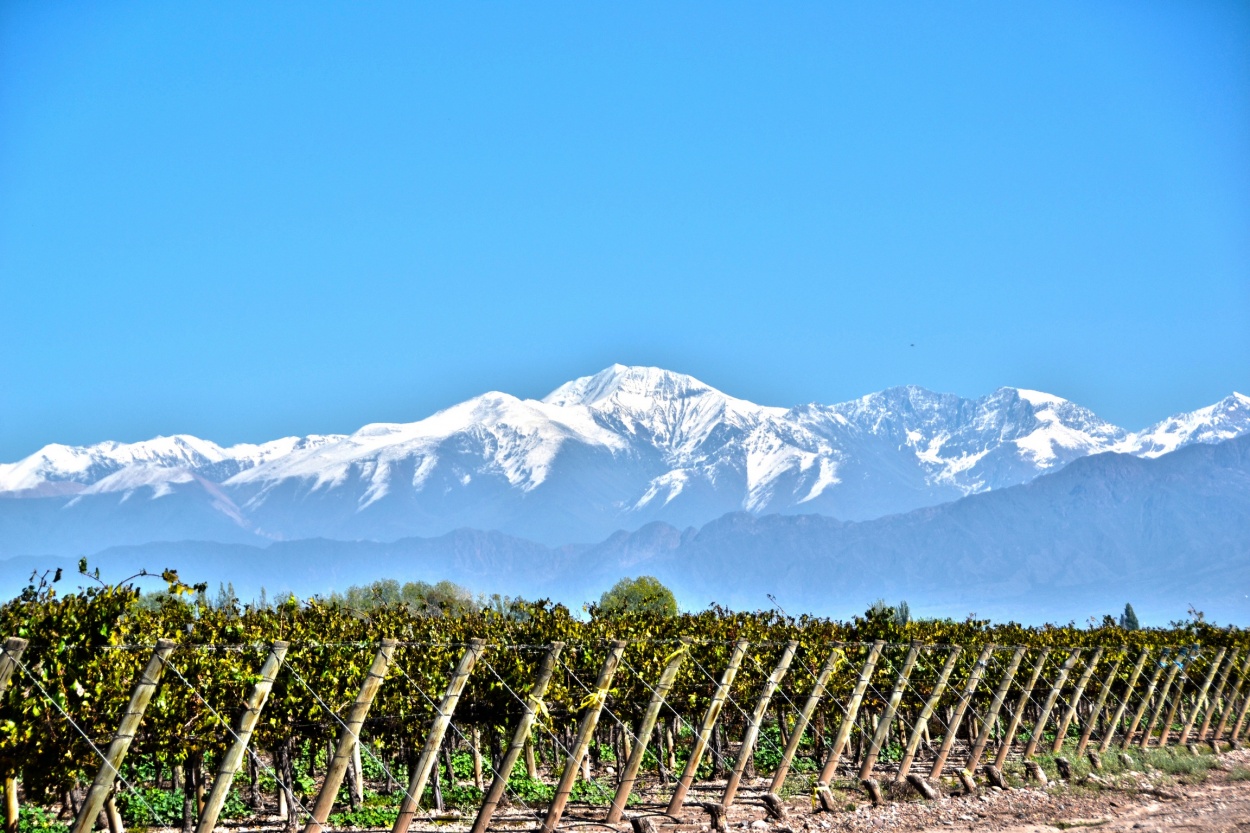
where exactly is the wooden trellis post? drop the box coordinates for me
[1179,648,1227,746]
[722,640,797,808]
[392,639,486,833]
[992,648,1051,770]
[965,646,1025,773]
[1023,648,1080,758]
[1139,657,1182,749]
[667,640,749,814]
[1197,650,1238,743]
[606,639,690,822]
[1230,673,1250,742]
[819,640,884,783]
[72,639,177,833]
[305,638,398,833]
[1099,649,1151,753]
[1074,654,1122,757]
[0,638,28,697]
[472,642,564,833]
[0,637,26,833]
[859,644,920,779]
[197,641,289,833]
[1212,652,1250,745]
[929,644,993,778]
[539,640,627,833]
[896,646,961,779]
[768,645,846,792]
[1159,655,1196,748]
[1050,647,1104,754]
[1122,653,1168,750]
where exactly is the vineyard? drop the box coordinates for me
[2,572,1249,833]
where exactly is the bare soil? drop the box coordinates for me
[533,748,1250,833]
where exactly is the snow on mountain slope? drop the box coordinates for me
[1122,392,1250,458]
[545,366,838,515]
[226,391,630,504]
[0,434,342,497]
[0,367,1245,552]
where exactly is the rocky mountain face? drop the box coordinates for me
[1,365,1246,555]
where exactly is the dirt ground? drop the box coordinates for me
[528,748,1250,833]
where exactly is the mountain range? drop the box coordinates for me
[2,365,1248,622]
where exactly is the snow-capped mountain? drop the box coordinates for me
[0,365,1245,554]
[1119,392,1250,458]
[0,434,342,497]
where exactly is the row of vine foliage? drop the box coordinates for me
[2,567,1245,827]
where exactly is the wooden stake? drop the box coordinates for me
[722,640,796,808]
[897,646,961,778]
[929,644,994,779]
[0,638,29,699]
[4,777,18,833]
[539,640,626,833]
[305,638,398,833]
[768,645,846,792]
[666,640,748,815]
[1121,653,1167,750]
[1160,658,1196,749]
[964,646,1024,773]
[859,644,920,779]
[1,639,26,833]
[1074,655,1122,757]
[905,774,938,800]
[72,639,177,833]
[1212,652,1250,745]
[1197,650,1238,743]
[606,640,690,823]
[197,641,289,833]
[471,642,564,833]
[1178,648,1225,746]
[1099,649,1150,753]
[1230,671,1250,742]
[819,640,885,783]
[1023,648,1080,758]
[1050,648,1104,755]
[1139,659,1181,749]
[390,640,485,833]
[700,802,727,831]
[991,648,1051,770]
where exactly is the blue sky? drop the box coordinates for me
[2,2,1247,460]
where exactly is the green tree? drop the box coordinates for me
[1120,603,1140,630]
[593,576,678,618]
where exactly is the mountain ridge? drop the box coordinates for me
[0,366,1246,553]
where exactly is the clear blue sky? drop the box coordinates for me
[2,2,1248,460]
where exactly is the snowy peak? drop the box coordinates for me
[1125,392,1250,458]
[983,387,1125,462]
[545,365,781,457]
[543,365,714,408]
